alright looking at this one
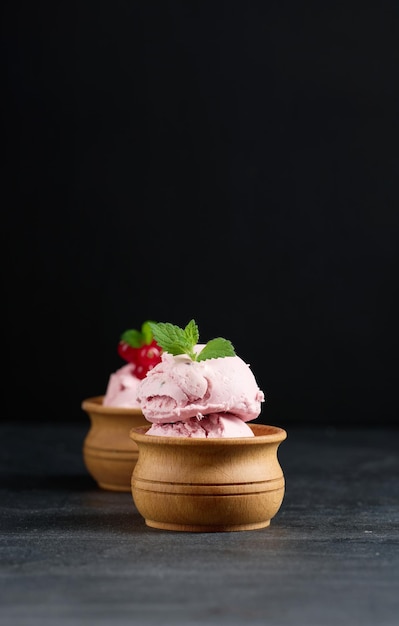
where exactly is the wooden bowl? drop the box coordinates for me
[81,396,150,492]
[129,424,287,532]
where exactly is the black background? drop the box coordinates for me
[3,2,398,427]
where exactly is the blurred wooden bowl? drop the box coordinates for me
[81,396,149,492]
[129,423,287,532]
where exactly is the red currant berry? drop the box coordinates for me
[117,338,162,378]
[117,341,139,364]
[137,340,162,368]
[133,363,147,379]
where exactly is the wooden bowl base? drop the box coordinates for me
[145,519,271,532]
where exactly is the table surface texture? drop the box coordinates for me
[1,422,398,626]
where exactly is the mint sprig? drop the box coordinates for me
[121,320,157,347]
[148,320,236,361]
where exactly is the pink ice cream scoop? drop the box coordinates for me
[136,345,265,437]
[102,363,141,408]
[144,414,257,438]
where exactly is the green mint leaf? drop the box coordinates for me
[121,320,157,347]
[141,320,156,345]
[184,319,199,346]
[120,329,144,347]
[149,320,236,362]
[196,338,236,361]
[149,322,194,357]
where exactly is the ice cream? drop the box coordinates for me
[103,363,141,408]
[145,414,258,438]
[136,323,265,438]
